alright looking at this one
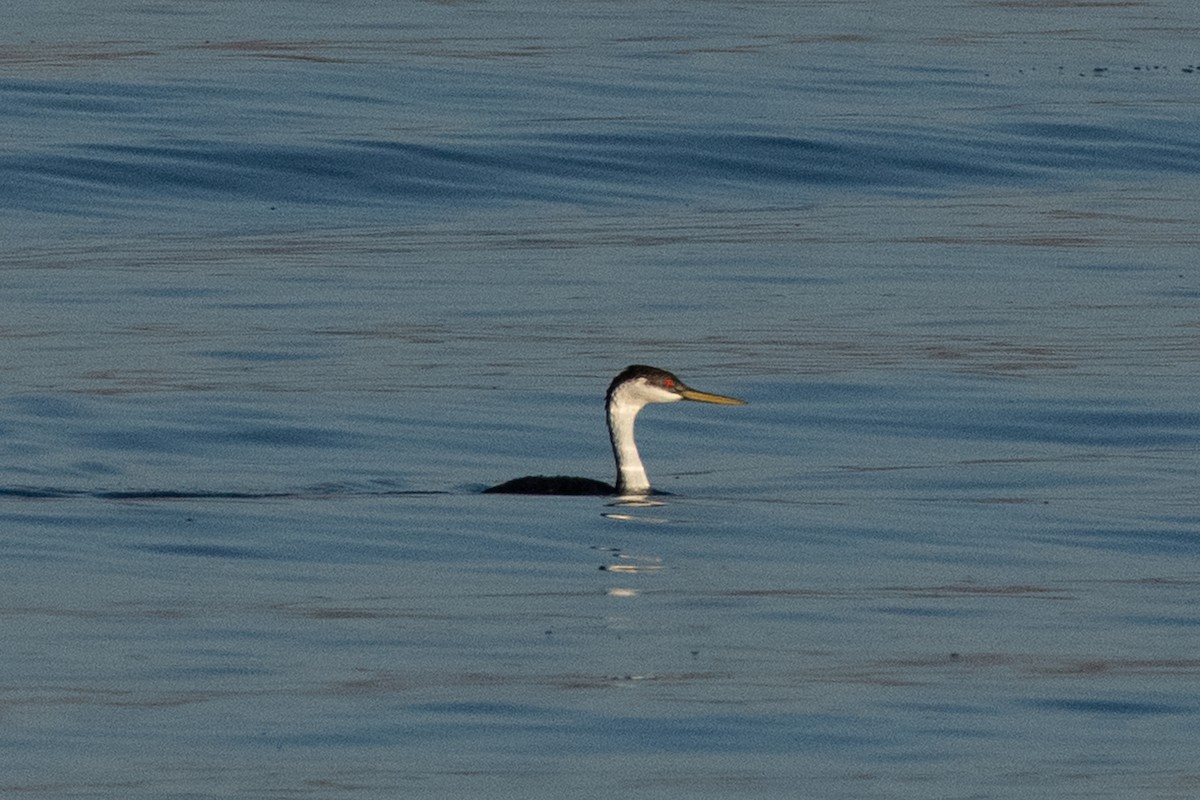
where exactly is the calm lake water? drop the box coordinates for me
[2,1,1199,798]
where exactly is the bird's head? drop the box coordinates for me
[606,365,745,414]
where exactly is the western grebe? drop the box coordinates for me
[484,364,745,496]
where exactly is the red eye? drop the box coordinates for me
[663,378,674,388]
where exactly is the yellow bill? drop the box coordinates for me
[677,387,747,405]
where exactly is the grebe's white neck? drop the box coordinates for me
[605,375,682,495]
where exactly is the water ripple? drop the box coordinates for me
[6,120,1200,217]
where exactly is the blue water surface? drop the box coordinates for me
[2,1,1198,798]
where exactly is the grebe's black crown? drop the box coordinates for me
[606,365,681,404]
